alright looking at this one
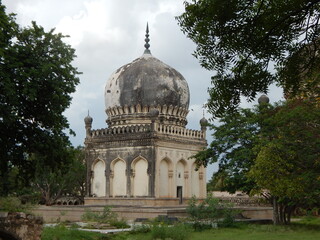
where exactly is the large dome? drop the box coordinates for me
[104,25,190,127]
[104,53,190,110]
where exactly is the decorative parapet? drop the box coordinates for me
[156,123,204,139]
[88,123,205,141]
[91,124,152,137]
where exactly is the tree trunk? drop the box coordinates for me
[272,197,280,225]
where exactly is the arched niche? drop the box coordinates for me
[176,159,187,197]
[91,159,106,197]
[191,162,200,197]
[110,158,127,197]
[131,156,149,197]
[159,158,173,197]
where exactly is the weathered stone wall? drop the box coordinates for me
[0,212,43,240]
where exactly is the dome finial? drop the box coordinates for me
[144,23,151,54]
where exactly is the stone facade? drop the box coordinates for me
[0,212,43,240]
[85,120,207,202]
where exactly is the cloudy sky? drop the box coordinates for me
[3,0,284,180]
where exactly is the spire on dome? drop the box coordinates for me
[144,23,151,54]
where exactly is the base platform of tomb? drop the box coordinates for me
[84,197,187,207]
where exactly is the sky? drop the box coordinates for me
[3,0,284,181]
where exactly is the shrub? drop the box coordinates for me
[81,206,117,223]
[187,194,238,230]
[81,206,129,229]
[130,224,151,234]
[109,218,130,229]
[0,196,33,213]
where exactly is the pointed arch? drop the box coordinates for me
[131,156,149,196]
[176,159,187,197]
[91,158,106,197]
[176,159,186,186]
[159,157,173,197]
[110,158,127,197]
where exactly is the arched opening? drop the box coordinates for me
[91,159,106,197]
[111,159,127,197]
[132,157,149,197]
[176,159,187,199]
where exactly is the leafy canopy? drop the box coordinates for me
[0,3,80,195]
[177,0,320,116]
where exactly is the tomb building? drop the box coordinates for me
[84,25,207,206]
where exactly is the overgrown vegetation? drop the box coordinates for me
[81,206,130,229]
[41,217,320,240]
[187,195,238,230]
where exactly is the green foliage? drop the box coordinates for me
[151,223,192,240]
[0,196,33,213]
[109,219,130,229]
[130,224,151,234]
[187,195,238,230]
[0,3,80,196]
[177,0,320,116]
[248,99,320,224]
[81,206,129,229]
[32,146,86,205]
[195,106,269,194]
[197,98,319,225]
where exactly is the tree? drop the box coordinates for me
[193,105,270,194]
[249,99,320,224]
[0,3,80,195]
[194,99,320,224]
[177,0,320,116]
[33,147,86,205]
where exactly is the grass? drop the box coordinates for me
[41,225,110,240]
[41,217,320,240]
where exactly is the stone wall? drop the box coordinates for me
[0,212,43,240]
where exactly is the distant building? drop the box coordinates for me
[84,25,207,206]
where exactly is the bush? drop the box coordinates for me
[81,206,129,229]
[81,206,117,223]
[130,224,151,234]
[0,197,33,213]
[187,194,238,230]
[109,218,130,229]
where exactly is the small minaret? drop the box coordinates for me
[84,111,93,138]
[144,23,151,54]
[199,110,208,139]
